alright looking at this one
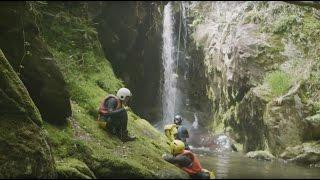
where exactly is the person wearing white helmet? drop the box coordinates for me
[174,115,190,150]
[98,87,136,142]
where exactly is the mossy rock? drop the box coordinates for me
[56,158,96,179]
[0,49,55,178]
[246,150,275,161]
[264,97,304,156]
[0,2,72,125]
[280,141,320,166]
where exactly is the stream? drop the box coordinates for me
[155,118,320,179]
[158,2,320,179]
[194,149,320,179]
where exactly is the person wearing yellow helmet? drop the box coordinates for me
[163,140,215,179]
[163,115,190,150]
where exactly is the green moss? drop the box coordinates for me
[30,3,187,178]
[56,158,95,179]
[264,70,292,97]
[0,50,43,126]
[272,15,297,34]
[305,114,320,124]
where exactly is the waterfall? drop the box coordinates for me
[161,2,191,128]
[162,2,177,126]
[192,113,199,130]
[181,1,189,82]
[181,1,188,52]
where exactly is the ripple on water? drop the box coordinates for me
[197,151,320,179]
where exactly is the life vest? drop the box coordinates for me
[177,150,202,175]
[98,95,122,116]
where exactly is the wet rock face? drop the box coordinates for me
[186,39,213,127]
[190,1,320,157]
[280,141,320,166]
[237,90,268,152]
[90,2,164,121]
[0,2,71,125]
[0,50,55,178]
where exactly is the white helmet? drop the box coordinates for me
[116,88,132,101]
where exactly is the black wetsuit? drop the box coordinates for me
[101,97,128,137]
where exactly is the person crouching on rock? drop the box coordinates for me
[162,140,215,179]
[98,87,136,142]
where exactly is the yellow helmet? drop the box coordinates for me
[170,140,185,155]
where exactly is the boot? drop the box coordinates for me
[120,130,136,142]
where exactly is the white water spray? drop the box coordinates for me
[192,113,199,130]
[162,2,177,126]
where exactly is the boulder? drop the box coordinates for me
[280,141,320,166]
[246,150,275,161]
[0,49,55,178]
[56,158,96,179]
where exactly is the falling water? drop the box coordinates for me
[192,113,199,130]
[181,1,189,82]
[181,1,188,51]
[162,2,177,126]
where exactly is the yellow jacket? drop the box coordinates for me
[164,124,178,143]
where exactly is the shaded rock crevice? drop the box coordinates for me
[0,49,56,178]
[0,2,71,125]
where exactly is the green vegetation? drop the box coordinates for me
[265,71,292,97]
[38,3,122,117]
[26,3,186,178]
[56,158,96,179]
[272,15,297,34]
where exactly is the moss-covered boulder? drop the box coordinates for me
[246,150,275,161]
[0,2,71,125]
[56,158,96,179]
[0,49,55,178]
[304,113,320,140]
[280,141,320,166]
[264,96,305,156]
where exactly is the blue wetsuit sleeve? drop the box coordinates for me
[105,98,125,116]
[182,127,189,138]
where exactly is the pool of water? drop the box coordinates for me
[196,150,320,179]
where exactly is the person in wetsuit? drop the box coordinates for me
[174,115,190,150]
[98,87,135,142]
[162,140,214,179]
